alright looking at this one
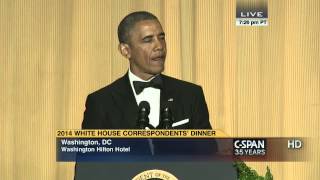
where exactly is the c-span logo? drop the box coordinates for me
[236,0,268,26]
[233,139,267,156]
[132,169,178,180]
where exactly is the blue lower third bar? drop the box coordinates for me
[56,138,219,162]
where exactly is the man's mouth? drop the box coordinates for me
[151,55,165,61]
[152,57,164,61]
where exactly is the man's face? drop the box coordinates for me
[124,20,167,80]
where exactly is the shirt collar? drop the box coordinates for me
[129,69,149,83]
[128,68,159,83]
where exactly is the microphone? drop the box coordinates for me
[159,104,173,129]
[137,101,150,129]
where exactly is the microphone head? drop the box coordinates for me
[159,104,173,129]
[137,101,150,129]
[161,101,172,117]
[138,101,150,114]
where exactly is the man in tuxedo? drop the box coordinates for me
[82,11,212,130]
[75,11,238,180]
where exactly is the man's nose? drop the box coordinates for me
[154,38,165,51]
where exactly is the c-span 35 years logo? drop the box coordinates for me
[132,169,178,180]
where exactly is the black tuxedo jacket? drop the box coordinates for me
[82,73,211,129]
[75,74,220,179]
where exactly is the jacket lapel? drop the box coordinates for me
[111,73,138,129]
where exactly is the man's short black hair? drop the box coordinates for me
[118,11,159,44]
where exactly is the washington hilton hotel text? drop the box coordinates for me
[60,139,130,153]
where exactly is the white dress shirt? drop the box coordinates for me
[128,69,161,128]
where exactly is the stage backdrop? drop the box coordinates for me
[1,0,319,179]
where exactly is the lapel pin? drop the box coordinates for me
[168,98,174,102]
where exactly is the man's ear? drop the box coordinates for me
[118,43,131,59]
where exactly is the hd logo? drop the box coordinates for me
[233,139,266,156]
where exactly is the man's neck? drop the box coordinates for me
[129,68,157,81]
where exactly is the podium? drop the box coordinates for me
[73,139,236,179]
[75,161,237,180]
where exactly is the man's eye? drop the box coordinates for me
[159,35,165,40]
[143,37,152,42]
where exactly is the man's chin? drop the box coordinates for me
[150,67,164,75]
